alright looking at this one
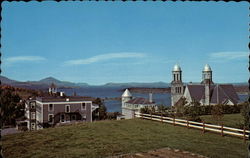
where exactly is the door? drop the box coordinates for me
[61,114,65,122]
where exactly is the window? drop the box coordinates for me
[31,123,35,130]
[31,112,36,119]
[65,105,70,113]
[81,103,86,110]
[31,102,35,109]
[173,74,176,81]
[48,114,54,123]
[49,104,54,112]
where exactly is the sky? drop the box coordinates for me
[1,1,249,85]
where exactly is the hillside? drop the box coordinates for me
[2,119,247,158]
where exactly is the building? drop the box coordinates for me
[121,89,156,119]
[171,64,239,106]
[49,83,57,94]
[25,96,98,130]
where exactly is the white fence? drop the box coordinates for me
[134,112,249,141]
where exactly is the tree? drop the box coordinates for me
[93,98,107,120]
[241,102,249,128]
[211,104,224,125]
[0,88,24,126]
[174,98,187,117]
[184,100,202,121]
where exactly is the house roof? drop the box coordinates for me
[35,96,94,102]
[122,89,132,97]
[185,84,239,105]
[126,97,154,105]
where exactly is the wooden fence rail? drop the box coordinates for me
[134,112,249,141]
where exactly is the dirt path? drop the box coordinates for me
[110,147,208,158]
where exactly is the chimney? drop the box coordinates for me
[149,93,153,103]
[60,92,65,97]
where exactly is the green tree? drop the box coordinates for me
[93,98,107,120]
[240,102,249,128]
[0,88,24,126]
[211,104,224,125]
[175,98,188,117]
[184,100,202,121]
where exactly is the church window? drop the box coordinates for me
[174,74,176,81]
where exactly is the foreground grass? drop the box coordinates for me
[2,119,248,158]
[201,113,245,129]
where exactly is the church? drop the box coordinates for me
[171,64,239,106]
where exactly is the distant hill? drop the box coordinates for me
[104,82,170,88]
[0,76,18,84]
[1,75,247,91]
[0,76,89,90]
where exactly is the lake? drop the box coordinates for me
[58,87,248,112]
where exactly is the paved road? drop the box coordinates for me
[1,128,22,136]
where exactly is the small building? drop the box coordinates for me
[24,96,98,130]
[49,83,57,94]
[121,89,156,119]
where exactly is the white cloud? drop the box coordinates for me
[209,51,248,60]
[64,52,146,65]
[5,56,46,63]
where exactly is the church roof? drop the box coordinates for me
[210,84,239,105]
[185,84,239,105]
[186,85,205,101]
[203,64,212,72]
[50,83,56,88]
[126,97,154,105]
[173,64,181,71]
[122,89,132,97]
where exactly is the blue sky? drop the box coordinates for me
[2,2,249,85]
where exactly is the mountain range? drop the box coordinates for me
[0,76,170,89]
[0,75,247,90]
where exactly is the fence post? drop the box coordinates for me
[150,112,152,120]
[221,124,224,137]
[243,126,246,143]
[187,120,189,129]
[161,113,163,123]
[141,112,143,120]
[173,116,175,126]
[202,121,205,134]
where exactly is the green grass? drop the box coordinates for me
[201,113,245,129]
[2,119,248,158]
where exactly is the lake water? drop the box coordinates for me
[59,87,248,112]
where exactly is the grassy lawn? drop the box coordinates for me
[201,113,245,129]
[2,119,248,158]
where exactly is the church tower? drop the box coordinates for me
[121,89,132,107]
[201,64,213,105]
[201,64,213,84]
[171,64,184,106]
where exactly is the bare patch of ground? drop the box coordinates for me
[110,147,208,158]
